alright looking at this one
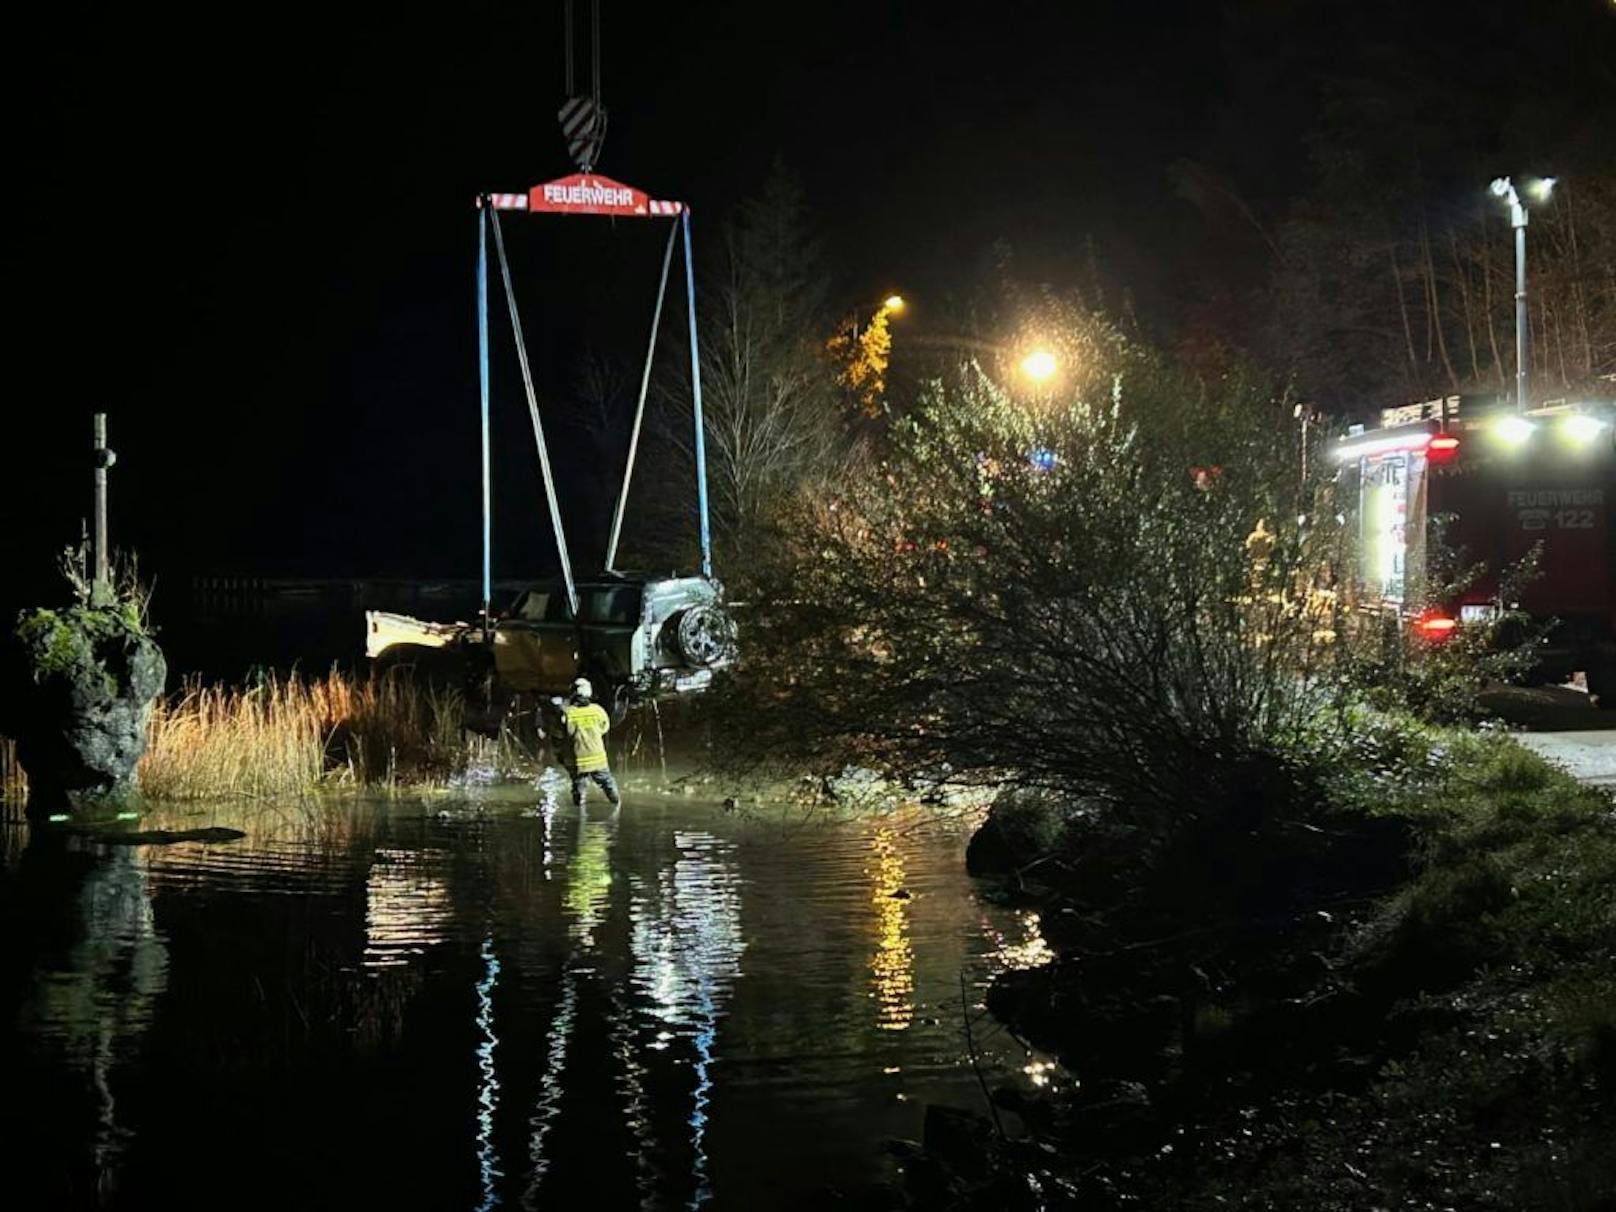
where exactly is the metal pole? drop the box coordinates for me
[478,202,492,635]
[681,208,713,580]
[93,413,111,593]
[606,216,679,571]
[488,205,579,618]
[1513,201,1529,413]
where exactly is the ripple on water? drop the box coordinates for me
[5,797,1065,1210]
[363,847,454,969]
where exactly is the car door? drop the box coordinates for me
[493,589,583,692]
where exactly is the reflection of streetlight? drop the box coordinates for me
[1020,348,1058,383]
[1489,175,1556,412]
[868,826,914,1031]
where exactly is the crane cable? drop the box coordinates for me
[560,1,604,170]
[564,0,574,95]
[561,2,602,114]
[591,0,601,112]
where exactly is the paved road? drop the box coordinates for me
[1515,730,1616,786]
[1480,684,1616,786]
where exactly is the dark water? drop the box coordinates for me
[0,782,1056,1210]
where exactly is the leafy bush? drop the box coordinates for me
[710,318,1362,845]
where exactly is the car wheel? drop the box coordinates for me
[669,606,736,667]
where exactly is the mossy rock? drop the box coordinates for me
[3,604,166,814]
[966,786,1078,877]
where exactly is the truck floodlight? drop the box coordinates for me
[1493,414,1537,447]
[1560,413,1607,446]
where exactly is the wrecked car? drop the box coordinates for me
[365,572,737,720]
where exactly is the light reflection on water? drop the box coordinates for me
[475,934,503,1212]
[12,845,168,1202]
[2,797,1058,1210]
[990,908,1057,972]
[627,830,745,1209]
[868,826,915,1030]
[364,848,453,969]
[522,804,617,1207]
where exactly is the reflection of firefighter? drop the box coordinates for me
[555,678,620,808]
[1245,517,1276,568]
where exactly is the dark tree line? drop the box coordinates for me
[1171,0,1616,413]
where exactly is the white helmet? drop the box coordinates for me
[571,677,593,701]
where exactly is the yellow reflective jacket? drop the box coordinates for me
[563,701,611,772]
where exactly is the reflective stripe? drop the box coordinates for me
[563,702,610,773]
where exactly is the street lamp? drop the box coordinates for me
[1294,401,1324,483]
[1020,348,1058,383]
[840,293,907,417]
[1489,175,1556,413]
[851,293,906,343]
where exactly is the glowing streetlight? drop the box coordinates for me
[1489,174,1556,413]
[1020,348,1058,383]
[850,292,907,343]
[841,292,908,417]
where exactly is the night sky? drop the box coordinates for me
[4,0,1613,601]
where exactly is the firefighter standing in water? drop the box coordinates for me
[558,678,620,807]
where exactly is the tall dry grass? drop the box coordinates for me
[138,675,330,800]
[137,670,486,800]
[1,736,26,816]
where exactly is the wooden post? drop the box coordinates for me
[93,413,114,592]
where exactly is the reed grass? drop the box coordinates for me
[1,736,26,816]
[137,670,500,801]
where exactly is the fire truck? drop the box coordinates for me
[1335,392,1616,700]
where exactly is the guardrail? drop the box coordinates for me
[186,577,536,617]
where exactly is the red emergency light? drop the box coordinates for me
[1416,614,1459,640]
[1427,433,1461,465]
